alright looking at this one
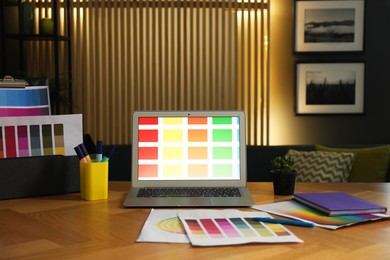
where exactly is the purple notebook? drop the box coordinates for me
[293,192,387,216]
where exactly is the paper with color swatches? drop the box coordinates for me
[0,86,50,117]
[0,114,83,158]
[137,209,303,246]
[136,209,190,243]
[252,201,390,230]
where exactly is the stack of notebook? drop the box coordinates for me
[252,192,388,229]
[292,192,387,216]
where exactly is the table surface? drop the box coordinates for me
[1,182,390,259]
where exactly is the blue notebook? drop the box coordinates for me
[293,192,387,216]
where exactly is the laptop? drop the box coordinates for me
[123,110,254,207]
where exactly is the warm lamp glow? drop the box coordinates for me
[237,0,268,3]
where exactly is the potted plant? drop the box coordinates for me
[270,155,298,195]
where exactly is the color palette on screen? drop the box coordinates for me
[184,217,290,239]
[0,123,65,158]
[138,116,241,180]
[0,86,50,116]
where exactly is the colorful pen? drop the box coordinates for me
[96,140,103,162]
[78,143,92,163]
[252,217,315,228]
[74,146,88,164]
[101,146,116,162]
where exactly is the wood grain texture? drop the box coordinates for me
[1,182,390,259]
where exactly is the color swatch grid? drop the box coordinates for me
[0,124,65,158]
[0,86,50,117]
[184,217,290,239]
[138,116,241,180]
[177,210,303,246]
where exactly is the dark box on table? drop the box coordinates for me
[0,155,80,200]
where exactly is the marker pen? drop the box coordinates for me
[96,140,103,162]
[252,217,315,228]
[101,146,117,162]
[78,143,92,163]
[74,146,88,164]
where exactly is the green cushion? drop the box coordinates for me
[315,145,390,182]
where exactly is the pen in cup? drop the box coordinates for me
[74,146,88,164]
[96,140,103,162]
[101,146,116,162]
[78,143,92,163]
[252,217,315,228]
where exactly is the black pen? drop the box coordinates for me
[74,146,88,164]
[101,146,116,162]
[78,143,92,163]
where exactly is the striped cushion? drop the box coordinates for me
[287,150,355,182]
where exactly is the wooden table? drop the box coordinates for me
[1,182,390,259]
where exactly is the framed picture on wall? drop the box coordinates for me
[296,62,365,114]
[294,0,365,52]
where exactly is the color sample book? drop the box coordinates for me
[137,116,240,180]
[0,86,50,116]
[252,201,390,230]
[0,114,83,158]
[178,209,303,246]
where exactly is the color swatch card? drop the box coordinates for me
[0,85,50,117]
[252,201,390,230]
[177,209,303,246]
[0,114,82,158]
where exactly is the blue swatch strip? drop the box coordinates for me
[0,88,49,106]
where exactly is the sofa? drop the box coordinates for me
[105,144,390,183]
[247,145,390,182]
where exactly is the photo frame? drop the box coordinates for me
[294,0,365,52]
[296,62,365,114]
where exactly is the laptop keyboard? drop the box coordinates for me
[137,187,242,198]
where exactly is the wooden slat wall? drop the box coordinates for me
[28,0,269,145]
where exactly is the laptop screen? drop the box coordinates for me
[134,112,245,183]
